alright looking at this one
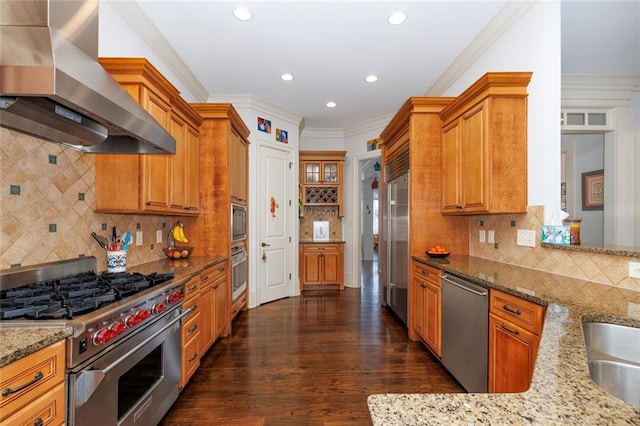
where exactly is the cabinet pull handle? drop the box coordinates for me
[188,324,198,334]
[188,352,198,362]
[2,371,44,397]
[201,275,209,282]
[502,304,522,315]
[34,418,43,426]
[421,270,430,276]
[188,284,198,292]
[500,323,520,335]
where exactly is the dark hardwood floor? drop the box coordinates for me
[160,259,463,425]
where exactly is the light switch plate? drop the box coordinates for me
[479,230,486,243]
[136,231,143,246]
[156,230,163,244]
[629,261,640,279]
[516,229,536,247]
[487,230,495,244]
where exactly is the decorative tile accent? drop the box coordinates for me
[0,129,169,270]
[78,193,85,201]
[49,224,57,232]
[48,155,57,164]
[9,185,20,195]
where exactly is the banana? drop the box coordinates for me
[172,223,188,243]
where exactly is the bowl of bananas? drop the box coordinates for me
[164,222,194,259]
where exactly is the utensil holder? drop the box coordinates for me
[107,250,127,273]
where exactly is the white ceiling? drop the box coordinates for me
[112,1,639,131]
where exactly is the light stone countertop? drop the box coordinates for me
[368,255,640,425]
[0,256,227,368]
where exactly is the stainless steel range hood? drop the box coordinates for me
[0,0,176,154]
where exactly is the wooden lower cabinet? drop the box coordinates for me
[410,262,442,356]
[0,340,66,426]
[199,262,228,355]
[300,243,344,290]
[488,289,546,393]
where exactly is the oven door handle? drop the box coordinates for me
[75,308,192,407]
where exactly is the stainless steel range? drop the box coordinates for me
[0,257,191,426]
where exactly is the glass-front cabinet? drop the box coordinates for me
[303,160,340,184]
[299,151,346,216]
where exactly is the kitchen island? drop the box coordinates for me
[368,255,640,424]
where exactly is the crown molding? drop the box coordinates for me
[107,0,209,102]
[300,128,346,139]
[208,94,305,130]
[561,74,640,108]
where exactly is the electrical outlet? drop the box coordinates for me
[487,230,495,244]
[479,230,486,243]
[136,231,143,246]
[516,229,536,247]
[629,261,640,279]
[156,230,163,244]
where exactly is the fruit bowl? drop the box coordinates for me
[426,251,451,258]
[163,246,194,260]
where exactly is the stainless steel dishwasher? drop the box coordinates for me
[440,273,488,393]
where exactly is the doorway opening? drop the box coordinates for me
[359,155,381,292]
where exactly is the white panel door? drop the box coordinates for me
[258,145,292,304]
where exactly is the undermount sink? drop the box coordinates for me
[582,322,640,408]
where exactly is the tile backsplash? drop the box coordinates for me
[0,129,174,271]
[469,205,640,292]
[299,209,342,241]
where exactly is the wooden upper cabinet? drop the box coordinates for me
[95,58,202,215]
[299,151,346,216]
[230,127,248,205]
[439,72,532,215]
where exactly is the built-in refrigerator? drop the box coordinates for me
[385,172,409,324]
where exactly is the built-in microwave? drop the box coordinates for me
[231,203,247,242]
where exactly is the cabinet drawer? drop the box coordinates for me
[489,290,545,335]
[302,244,339,254]
[412,262,441,287]
[1,381,65,426]
[182,311,201,343]
[0,340,65,421]
[200,262,227,285]
[183,275,200,301]
[181,336,200,386]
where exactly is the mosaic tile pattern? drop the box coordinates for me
[299,211,343,241]
[0,129,172,271]
[469,205,640,291]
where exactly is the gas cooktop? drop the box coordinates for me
[0,270,175,320]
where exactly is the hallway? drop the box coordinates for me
[160,262,463,425]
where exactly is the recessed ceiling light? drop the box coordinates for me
[281,73,294,81]
[388,12,406,25]
[326,102,337,108]
[233,6,252,21]
[365,75,378,83]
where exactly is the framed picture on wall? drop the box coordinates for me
[582,169,604,211]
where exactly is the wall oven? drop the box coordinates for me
[231,244,247,303]
[231,203,247,242]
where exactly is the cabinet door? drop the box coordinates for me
[441,121,461,213]
[140,88,171,211]
[323,161,339,183]
[303,252,322,284]
[230,129,248,204]
[185,125,200,212]
[304,161,321,183]
[488,313,540,393]
[169,114,187,210]
[198,285,214,354]
[213,274,228,339]
[424,280,442,357]
[322,251,340,284]
[412,276,426,340]
[460,103,488,212]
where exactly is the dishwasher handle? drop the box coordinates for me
[441,275,488,297]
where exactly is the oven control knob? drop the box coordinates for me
[138,309,151,321]
[93,327,116,346]
[110,321,127,336]
[152,303,166,315]
[167,290,183,305]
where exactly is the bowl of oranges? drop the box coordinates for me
[426,245,450,258]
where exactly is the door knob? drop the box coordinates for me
[261,242,271,247]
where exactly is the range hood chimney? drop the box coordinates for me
[0,0,176,154]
